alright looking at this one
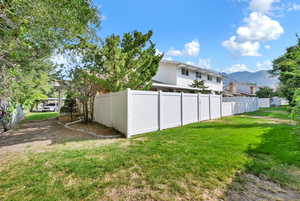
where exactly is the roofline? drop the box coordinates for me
[161,60,224,78]
[152,82,221,92]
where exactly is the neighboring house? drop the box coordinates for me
[227,82,257,96]
[152,60,224,93]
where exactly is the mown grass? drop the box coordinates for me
[245,106,292,120]
[25,112,59,121]
[1,110,299,200]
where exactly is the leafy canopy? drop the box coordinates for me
[255,87,275,98]
[271,38,300,103]
[72,30,163,92]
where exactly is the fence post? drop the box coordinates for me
[126,88,131,138]
[158,90,162,130]
[181,92,184,126]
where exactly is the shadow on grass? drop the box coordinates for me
[224,123,300,200]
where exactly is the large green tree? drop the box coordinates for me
[0,0,100,128]
[271,38,300,104]
[72,30,163,92]
[67,31,163,122]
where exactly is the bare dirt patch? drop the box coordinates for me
[242,115,296,125]
[225,174,300,201]
[0,119,122,166]
[70,122,121,137]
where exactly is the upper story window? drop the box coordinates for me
[181,68,189,76]
[207,75,212,81]
[196,72,202,79]
[216,77,222,83]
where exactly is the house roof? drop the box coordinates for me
[161,60,223,78]
[152,82,204,91]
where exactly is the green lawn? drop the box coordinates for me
[1,110,299,200]
[25,112,59,121]
[245,106,292,120]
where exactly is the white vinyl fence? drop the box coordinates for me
[259,98,271,108]
[271,97,289,106]
[94,90,259,138]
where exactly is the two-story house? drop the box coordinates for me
[152,60,223,93]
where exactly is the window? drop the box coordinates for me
[196,72,202,79]
[181,68,189,76]
[216,77,221,83]
[207,75,212,81]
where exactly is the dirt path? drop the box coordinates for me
[226,174,300,201]
[0,119,121,165]
[242,115,297,125]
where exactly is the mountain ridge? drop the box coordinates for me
[223,70,279,89]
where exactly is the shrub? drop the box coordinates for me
[292,89,300,126]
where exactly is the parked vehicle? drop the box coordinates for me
[42,103,57,112]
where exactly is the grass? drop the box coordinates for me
[0,108,299,200]
[25,112,59,121]
[245,106,292,120]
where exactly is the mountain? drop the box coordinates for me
[223,70,279,89]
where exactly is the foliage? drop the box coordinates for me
[66,31,163,122]
[0,0,100,128]
[271,38,300,104]
[292,89,300,126]
[0,115,299,200]
[68,68,101,122]
[190,80,211,94]
[255,87,275,98]
[61,92,78,121]
[72,30,163,92]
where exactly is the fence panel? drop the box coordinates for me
[128,90,159,136]
[182,93,198,125]
[210,95,221,119]
[222,102,233,117]
[160,92,182,129]
[94,94,112,127]
[258,98,270,108]
[199,94,210,121]
[111,91,127,135]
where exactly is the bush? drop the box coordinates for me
[292,89,300,126]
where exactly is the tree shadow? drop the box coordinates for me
[0,119,123,148]
[222,123,300,200]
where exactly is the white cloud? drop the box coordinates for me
[264,45,271,49]
[184,40,200,56]
[222,11,283,57]
[167,39,200,57]
[197,58,211,69]
[222,36,261,56]
[224,64,252,73]
[237,12,284,42]
[249,0,280,14]
[256,60,273,70]
[166,49,182,57]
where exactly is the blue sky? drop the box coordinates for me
[94,0,300,73]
